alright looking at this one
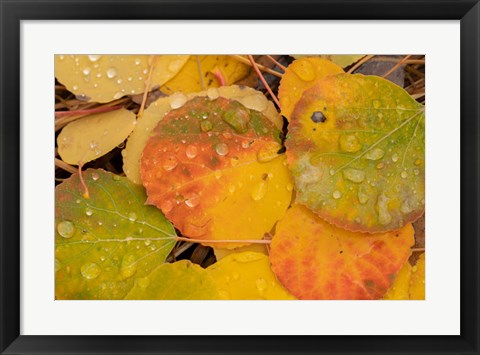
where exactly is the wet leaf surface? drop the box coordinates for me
[125,260,220,300]
[123,86,282,184]
[57,108,136,165]
[55,55,189,103]
[409,253,425,300]
[278,57,343,120]
[207,252,295,299]
[55,169,177,299]
[286,74,425,232]
[141,96,292,248]
[270,204,414,300]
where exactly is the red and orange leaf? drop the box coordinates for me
[278,57,343,120]
[286,74,425,233]
[141,96,292,248]
[270,204,415,300]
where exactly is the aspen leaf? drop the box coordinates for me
[278,57,343,120]
[161,55,250,94]
[141,96,292,248]
[409,253,425,300]
[125,260,220,300]
[123,86,282,184]
[207,252,295,299]
[286,74,425,232]
[55,55,189,103]
[57,108,136,165]
[55,169,176,299]
[270,204,415,300]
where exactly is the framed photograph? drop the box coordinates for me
[1,0,479,354]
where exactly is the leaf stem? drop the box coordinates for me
[77,163,90,199]
[176,236,272,244]
[247,55,281,108]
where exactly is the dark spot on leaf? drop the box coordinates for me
[339,250,343,254]
[364,279,375,288]
[262,173,268,181]
[310,111,327,123]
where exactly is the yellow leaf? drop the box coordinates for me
[409,253,425,300]
[160,55,250,94]
[383,261,412,300]
[57,108,136,165]
[55,55,189,103]
[278,57,343,120]
[123,86,282,184]
[293,55,365,68]
[207,252,295,300]
[213,243,268,261]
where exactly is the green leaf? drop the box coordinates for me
[125,260,220,300]
[286,74,425,232]
[55,169,177,299]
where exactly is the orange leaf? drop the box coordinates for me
[141,96,292,248]
[270,204,415,299]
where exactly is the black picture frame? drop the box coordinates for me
[1,1,479,354]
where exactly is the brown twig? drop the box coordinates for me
[55,104,124,118]
[137,55,157,120]
[266,55,287,71]
[230,55,283,78]
[247,55,281,108]
[55,158,77,174]
[382,55,412,78]
[347,55,375,74]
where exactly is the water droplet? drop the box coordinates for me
[251,181,268,201]
[112,174,121,181]
[184,192,200,208]
[358,191,369,204]
[414,169,420,176]
[162,155,178,171]
[292,60,315,81]
[170,94,187,109]
[343,168,365,183]
[200,120,213,132]
[120,254,137,279]
[391,153,399,162]
[128,212,137,222]
[185,145,198,159]
[85,208,93,216]
[286,183,294,192]
[256,278,268,293]
[82,67,91,75]
[58,55,65,60]
[137,277,150,289]
[106,67,117,79]
[57,220,75,238]
[113,91,124,100]
[376,163,385,169]
[339,135,362,153]
[116,78,123,84]
[377,193,392,226]
[134,58,141,65]
[401,171,408,179]
[365,148,385,161]
[144,239,151,246]
[161,199,173,213]
[88,55,102,62]
[228,185,236,194]
[333,190,342,199]
[372,99,381,109]
[72,85,79,90]
[89,140,99,150]
[76,199,81,204]
[92,172,99,181]
[215,143,229,156]
[81,262,101,280]
[241,140,251,149]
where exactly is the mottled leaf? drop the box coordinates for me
[207,252,295,299]
[58,108,136,165]
[123,86,282,184]
[278,57,343,120]
[55,55,189,103]
[55,169,177,299]
[270,204,414,300]
[125,260,220,300]
[383,252,425,300]
[141,96,293,248]
[161,55,250,94]
[286,74,425,232]
[383,261,412,300]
